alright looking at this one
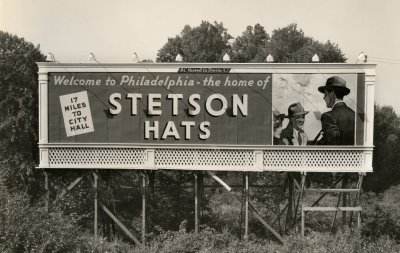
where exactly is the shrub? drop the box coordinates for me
[76,234,135,253]
[362,186,400,241]
[0,190,138,252]
[0,192,83,252]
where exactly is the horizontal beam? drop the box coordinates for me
[303,206,362,212]
[119,184,283,189]
[38,143,374,151]
[304,189,360,193]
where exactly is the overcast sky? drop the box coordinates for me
[1,0,399,112]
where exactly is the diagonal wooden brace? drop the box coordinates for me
[53,176,84,204]
[100,202,142,246]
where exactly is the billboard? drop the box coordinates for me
[37,63,375,172]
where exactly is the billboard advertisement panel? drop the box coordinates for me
[37,63,375,172]
[47,72,365,147]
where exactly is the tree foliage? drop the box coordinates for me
[157,21,232,62]
[0,31,45,195]
[233,23,346,63]
[231,24,270,63]
[158,22,346,63]
[266,23,346,63]
[364,105,400,192]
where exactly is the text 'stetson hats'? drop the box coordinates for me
[318,76,350,96]
[286,102,309,118]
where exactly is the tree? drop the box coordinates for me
[157,21,232,62]
[364,105,400,192]
[231,23,346,63]
[0,31,45,196]
[266,23,346,63]
[231,24,270,63]
[156,36,184,62]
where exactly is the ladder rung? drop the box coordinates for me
[304,188,360,193]
[302,206,362,212]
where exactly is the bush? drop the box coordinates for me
[0,192,82,252]
[76,234,135,253]
[362,186,400,241]
[135,226,400,253]
[0,190,137,252]
[2,188,400,253]
[143,224,281,253]
[285,229,400,253]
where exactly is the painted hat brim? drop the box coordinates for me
[286,111,309,118]
[318,86,350,95]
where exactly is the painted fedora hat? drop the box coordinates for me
[318,76,350,95]
[286,102,309,118]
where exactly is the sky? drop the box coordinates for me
[1,0,399,112]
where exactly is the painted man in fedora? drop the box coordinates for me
[317,76,355,145]
[281,102,309,146]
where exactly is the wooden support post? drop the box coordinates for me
[93,171,98,238]
[301,206,305,237]
[141,172,146,244]
[342,176,348,227]
[44,171,49,212]
[244,172,249,241]
[106,171,112,241]
[331,193,342,233]
[194,172,200,233]
[286,173,294,230]
[199,172,204,219]
[349,173,364,227]
[293,172,306,228]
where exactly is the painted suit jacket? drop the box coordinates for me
[281,123,308,146]
[321,102,355,145]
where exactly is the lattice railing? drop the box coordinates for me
[48,148,146,166]
[43,147,369,172]
[155,149,255,169]
[263,150,364,170]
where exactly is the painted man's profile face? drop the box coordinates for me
[323,90,335,108]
